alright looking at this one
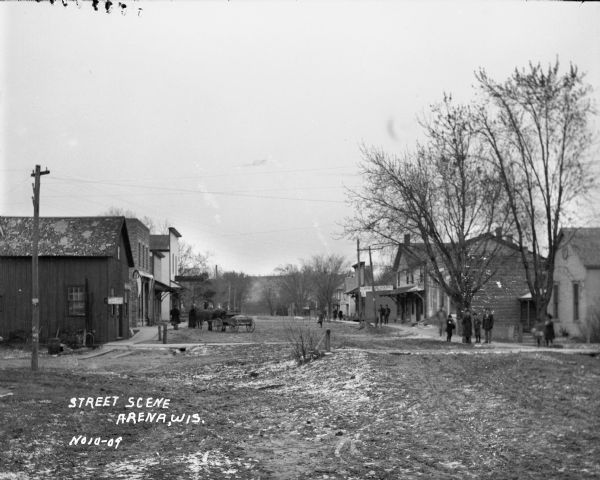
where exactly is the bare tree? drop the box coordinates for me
[274,263,312,316]
[260,277,281,316]
[305,254,348,319]
[214,271,252,312]
[177,241,211,276]
[346,96,511,314]
[476,60,596,326]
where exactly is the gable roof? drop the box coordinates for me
[393,243,428,270]
[0,216,133,265]
[391,231,530,272]
[560,228,600,268]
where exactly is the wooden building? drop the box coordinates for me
[0,216,134,344]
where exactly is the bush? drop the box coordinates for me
[285,321,324,364]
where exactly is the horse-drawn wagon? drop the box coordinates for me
[196,309,255,332]
[213,313,255,333]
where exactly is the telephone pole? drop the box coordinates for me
[356,238,361,321]
[368,246,378,327]
[31,165,50,371]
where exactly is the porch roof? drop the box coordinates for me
[382,285,424,296]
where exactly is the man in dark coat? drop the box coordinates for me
[473,311,482,343]
[482,308,494,344]
[445,314,456,342]
[188,305,197,329]
[462,309,473,344]
[170,306,180,329]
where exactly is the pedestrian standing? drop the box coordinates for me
[462,309,473,344]
[384,305,391,325]
[544,314,556,346]
[482,308,494,344]
[318,311,324,328]
[446,314,456,342]
[473,311,482,343]
[170,305,180,330]
[188,304,197,329]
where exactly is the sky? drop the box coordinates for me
[1,1,600,275]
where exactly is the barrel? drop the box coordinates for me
[48,338,61,355]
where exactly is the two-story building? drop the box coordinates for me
[385,232,534,339]
[125,218,153,328]
[551,228,600,338]
[150,227,183,322]
[0,216,134,344]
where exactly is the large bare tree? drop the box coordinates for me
[274,264,313,316]
[305,254,348,319]
[476,61,596,325]
[346,96,511,314]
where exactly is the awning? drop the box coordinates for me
[132,269,154,280]
[154,280,178,293]
[345,286,360,295]
[382,285,424,296]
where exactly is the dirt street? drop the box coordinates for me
[1,317,599,479]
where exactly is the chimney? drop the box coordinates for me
[404,234,410,245]
[495,227,502,238]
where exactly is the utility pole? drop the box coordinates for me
[356,238,361,322]
[31,165,50,371]
[368,246,378,327]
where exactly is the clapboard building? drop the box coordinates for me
[0,216,134,344]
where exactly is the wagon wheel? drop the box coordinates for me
[213,318,222,331]
[246,319,255,332]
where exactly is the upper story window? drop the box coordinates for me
[117,245,121,260]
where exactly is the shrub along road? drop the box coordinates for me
[1,317,599,479]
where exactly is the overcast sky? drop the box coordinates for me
[1,1,599,275]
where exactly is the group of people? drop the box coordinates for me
[378,304,391,325]
[442,307,495,344]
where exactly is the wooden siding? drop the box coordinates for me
[0,233,132,343]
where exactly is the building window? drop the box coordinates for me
[573,282,579,321]
[117,245,121,260]
[405,271,409,284]
[67,286,85,316]
[0,294,4,312]
[553,284,559,319]
[138,242,141,267]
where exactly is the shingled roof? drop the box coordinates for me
[560,228,600,268]
[0,216,132,264]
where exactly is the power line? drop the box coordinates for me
[49,176,347,204]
